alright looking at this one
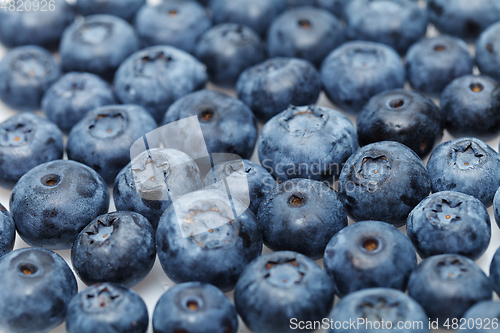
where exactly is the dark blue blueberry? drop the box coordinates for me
[406,35,473,95]
[357,89,443,158]
[236,57,321,122]
[407,191,491,261]
[427,137,500,207]
[408,254,493,325]
[114,45,207,122]
[315,0,350,18]
[344,0,427,54]
[338,141,431,227]
[60,14,139,80]
[66,282,148,333]
[258,105,358,184]
[162,89,258,160]
[267,7,344,67]
[156,189,262,292]
[0,112,63,187]
[10,159,110,250]
[462,301,500,333]
[76,0,146,21]
[0,204,15,259]
[327,288,429,333]
[0,0,75,49]
[321,41,405,114]
[0,45,61,111]
[490,247,500,296]
[71,211,155,288]
[494,186,500,229]
[153,282,238,333]
[41,72,116,133]
[257,178,347,260]
[135,0,211,53]
[476,22,500,82]
[234,251,335,333]
[194,23,265,86]
[0,247,77,333]
[67,104,158,183]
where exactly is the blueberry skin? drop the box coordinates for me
[338,141,431,227]
[60,14,140,80]
[135,0,211,53]
[407,191,491,261]
[0,0,75,49]
[235,251,335,333]
[72,211,155,288]
[490,247,500,296]
[427,137,500,208]
[76,0,146,21]
[41,72,116,133]
[156,189,262,292]
[0,247,77,333]
[67,104,158,183]
[0,204,15,259]
[236,57,321,122]
[267,7,344,67]
[408,254,493,325]
[0,45,61,111]
[462,301,500,333]
[153,282,238,333]
[315,0,349,18]
[258,105,358,184]
[476,22,500,82]
[210,0,286,36]
[10,160,110,250]
[257,178,347,260]
[0,112,64,186]
[162,89,258,160]
[494,187,500,229]
[344,0,427,54]
[114,45,207,122]
[357,89,443,158]
[66,282,148,333]
[194,23,266,87]
[321,41,405,114]
[327,288,429,333]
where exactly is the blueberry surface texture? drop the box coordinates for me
[0,247,77,333]
[10,159,110,250]
[153,282,238,333]
[494,186,500,229]
[0,45,61,111]
[462,301,500,333]
[427,137,500,207]
[0,112,64,187]
[356,89,443,158]
[76,0,146,21]
[408,254,493,325]
[258,105,358,184]
[490,247,500,296]
[234,251,335,333]
[0,203,15,259]
[236,57,321,122]
[407,191,491,261]
[338,141,431,227]
[321,41,405,114]
[476,22,500,82]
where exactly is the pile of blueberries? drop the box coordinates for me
[2,0,500,332]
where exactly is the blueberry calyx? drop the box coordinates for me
[280,106,327,134]
[40,174,61,187]
[451,142,486,170]
[88,112,126,139]
[0,122,34,147]
[134,52,174,77]
[435,258,469,280]
[427,198,463,225]
[263,258,307,288]
[76,22,113,45]
[83,285,122,311]
[12,52,51,79]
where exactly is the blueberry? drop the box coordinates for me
[489,247,500,296]
[321,41,405,114]
[76,0,146,21]
[476,22,500,82]
[153,282,238,333]
[67,104,158,183]
[462,301,500,333]
[427,137,500,207]
[258,105,358,184]
[407,191,491,261]
[0,247,77,333]
[338,141,431,227]
[357,89,443,158]
[162,89,258,160]
[236,57,321,122]
[135,0,211,53]
[156,189,262,292]
[408,254,493,325]
[234,251,335,333]
[194,23,265,86]
[114,45,207,122]
[494,187,500,229]
[0,45,61,111]
[0,204,15,259]
[60,14,140,80]
[41,72,116,133]
[0,112,64,186]
[344,0,427,54]
[267,7,344,67]
[10,159,110,250]
[257,178,347,260]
